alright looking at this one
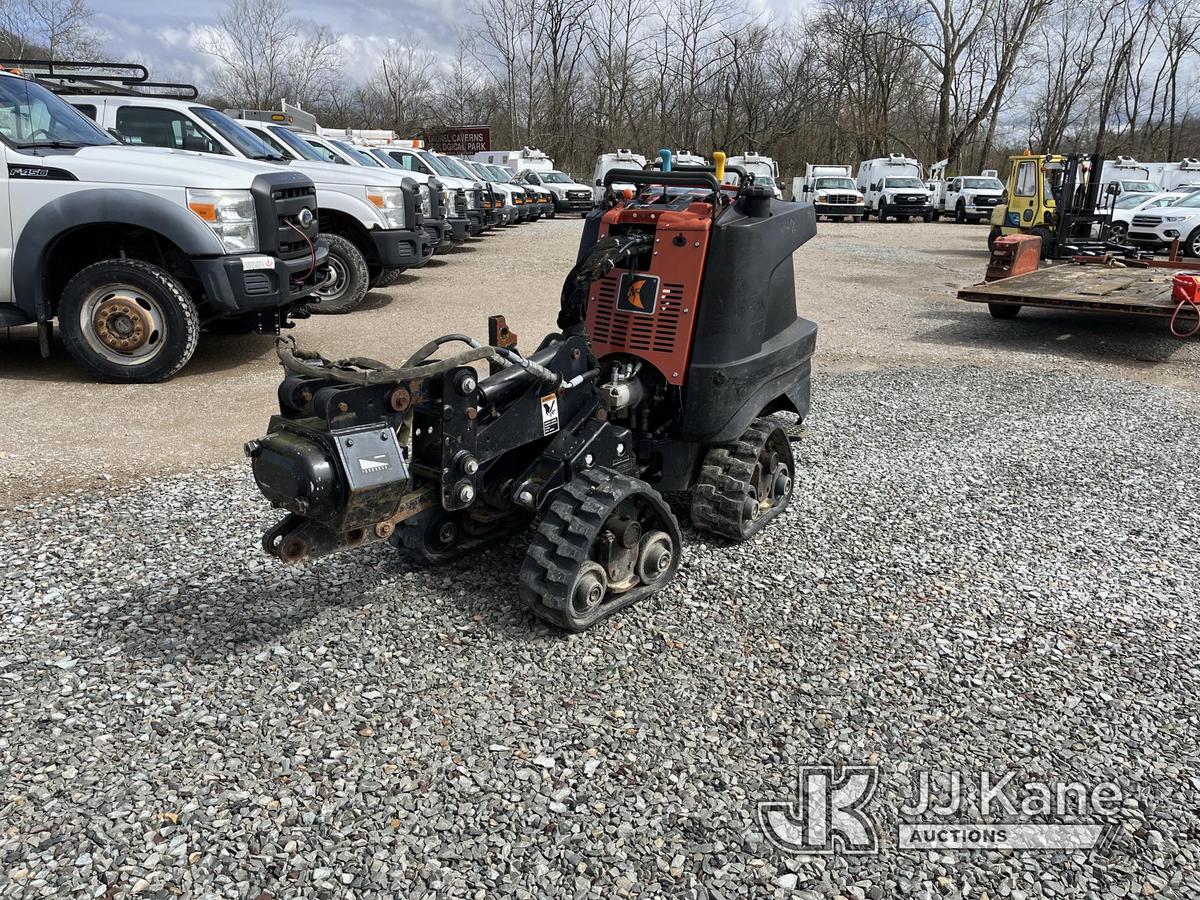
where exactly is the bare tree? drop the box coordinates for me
[0,0,99,58]
[201,0,342,110]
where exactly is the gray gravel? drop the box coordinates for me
[1,367,1198,899]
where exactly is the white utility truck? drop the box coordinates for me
[1099,157,1162,197]
[1142,159,1200,193]
[791,164,865,220]
[591,149,647,203]
[473,146,555,173]
[71,95,432,314]
[857,154,932,222]
[925,161,1005,223]
[725,152,782,198]
[0,63,324,382]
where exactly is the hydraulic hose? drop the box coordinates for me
[275,334,566,389]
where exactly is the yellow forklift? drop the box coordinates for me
[987,152,1113,258]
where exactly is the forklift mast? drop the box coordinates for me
[1047,152,1110,258]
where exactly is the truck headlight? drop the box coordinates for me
[187,189,258,253]
[815,193,828,202]
[367,186,408,229]
[417,184,433,219]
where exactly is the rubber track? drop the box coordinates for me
[691,417,790,541]
[518,468,680,632]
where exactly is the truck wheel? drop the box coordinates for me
[58,259,199,383]
[310,234,370,314]
[878,201,888,222]
[988,302,1021,319]
[955,201,967,224]
[546,207,556,219]
[861,207,871,221]
[923,208,934,223]
[1185,226,1200,259]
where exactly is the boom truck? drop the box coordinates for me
[0,59,325,382]
[724,153,782,199]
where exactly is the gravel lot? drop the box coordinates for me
[1,218,1199,898]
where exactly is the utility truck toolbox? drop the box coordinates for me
[245,151,817,633]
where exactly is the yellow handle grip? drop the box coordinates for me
[713,151,727,182]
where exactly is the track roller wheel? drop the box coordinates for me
[691,417,795,541]
[519,468,682,632]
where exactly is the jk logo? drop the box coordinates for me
[616,272,659,315]
[758,766,879,855]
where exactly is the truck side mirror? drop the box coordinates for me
[108,127,126,143]
[871,182,880,192]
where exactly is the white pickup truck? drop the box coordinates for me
[927,172,1005,223]
[0,68,324,382]
[69,94,433,313]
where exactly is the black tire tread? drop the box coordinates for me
[691,417,794,541]
[518,468,680,632]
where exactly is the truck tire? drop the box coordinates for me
[1185,226,1200,259]
[955,200,967,224]
[310,233,370,315]
[988,302,1021,319]
[878,200,888,222]
[58,258,199,383]
[861,206,871,221]
[373,267,406,288]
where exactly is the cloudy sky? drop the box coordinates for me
[91,0,475,85]
[91,0,784,87]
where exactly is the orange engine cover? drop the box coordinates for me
[585,203,713,385]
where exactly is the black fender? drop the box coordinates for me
[13,188,225,322]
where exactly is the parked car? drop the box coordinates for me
[792,164,865,220]
[1125,190,1200,256]
[857,154,932,221]
[69,96,430,313]
[1105,191,1189,243]
[1,69,323,382]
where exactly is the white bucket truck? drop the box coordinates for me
[1099,157,1162,197]
[791,164,865,220]
[591,149,647,203]
[725,152,782,199]
[925,159,1005,223]
[857,154,932,222]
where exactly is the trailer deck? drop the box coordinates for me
[959,261,1200,321]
